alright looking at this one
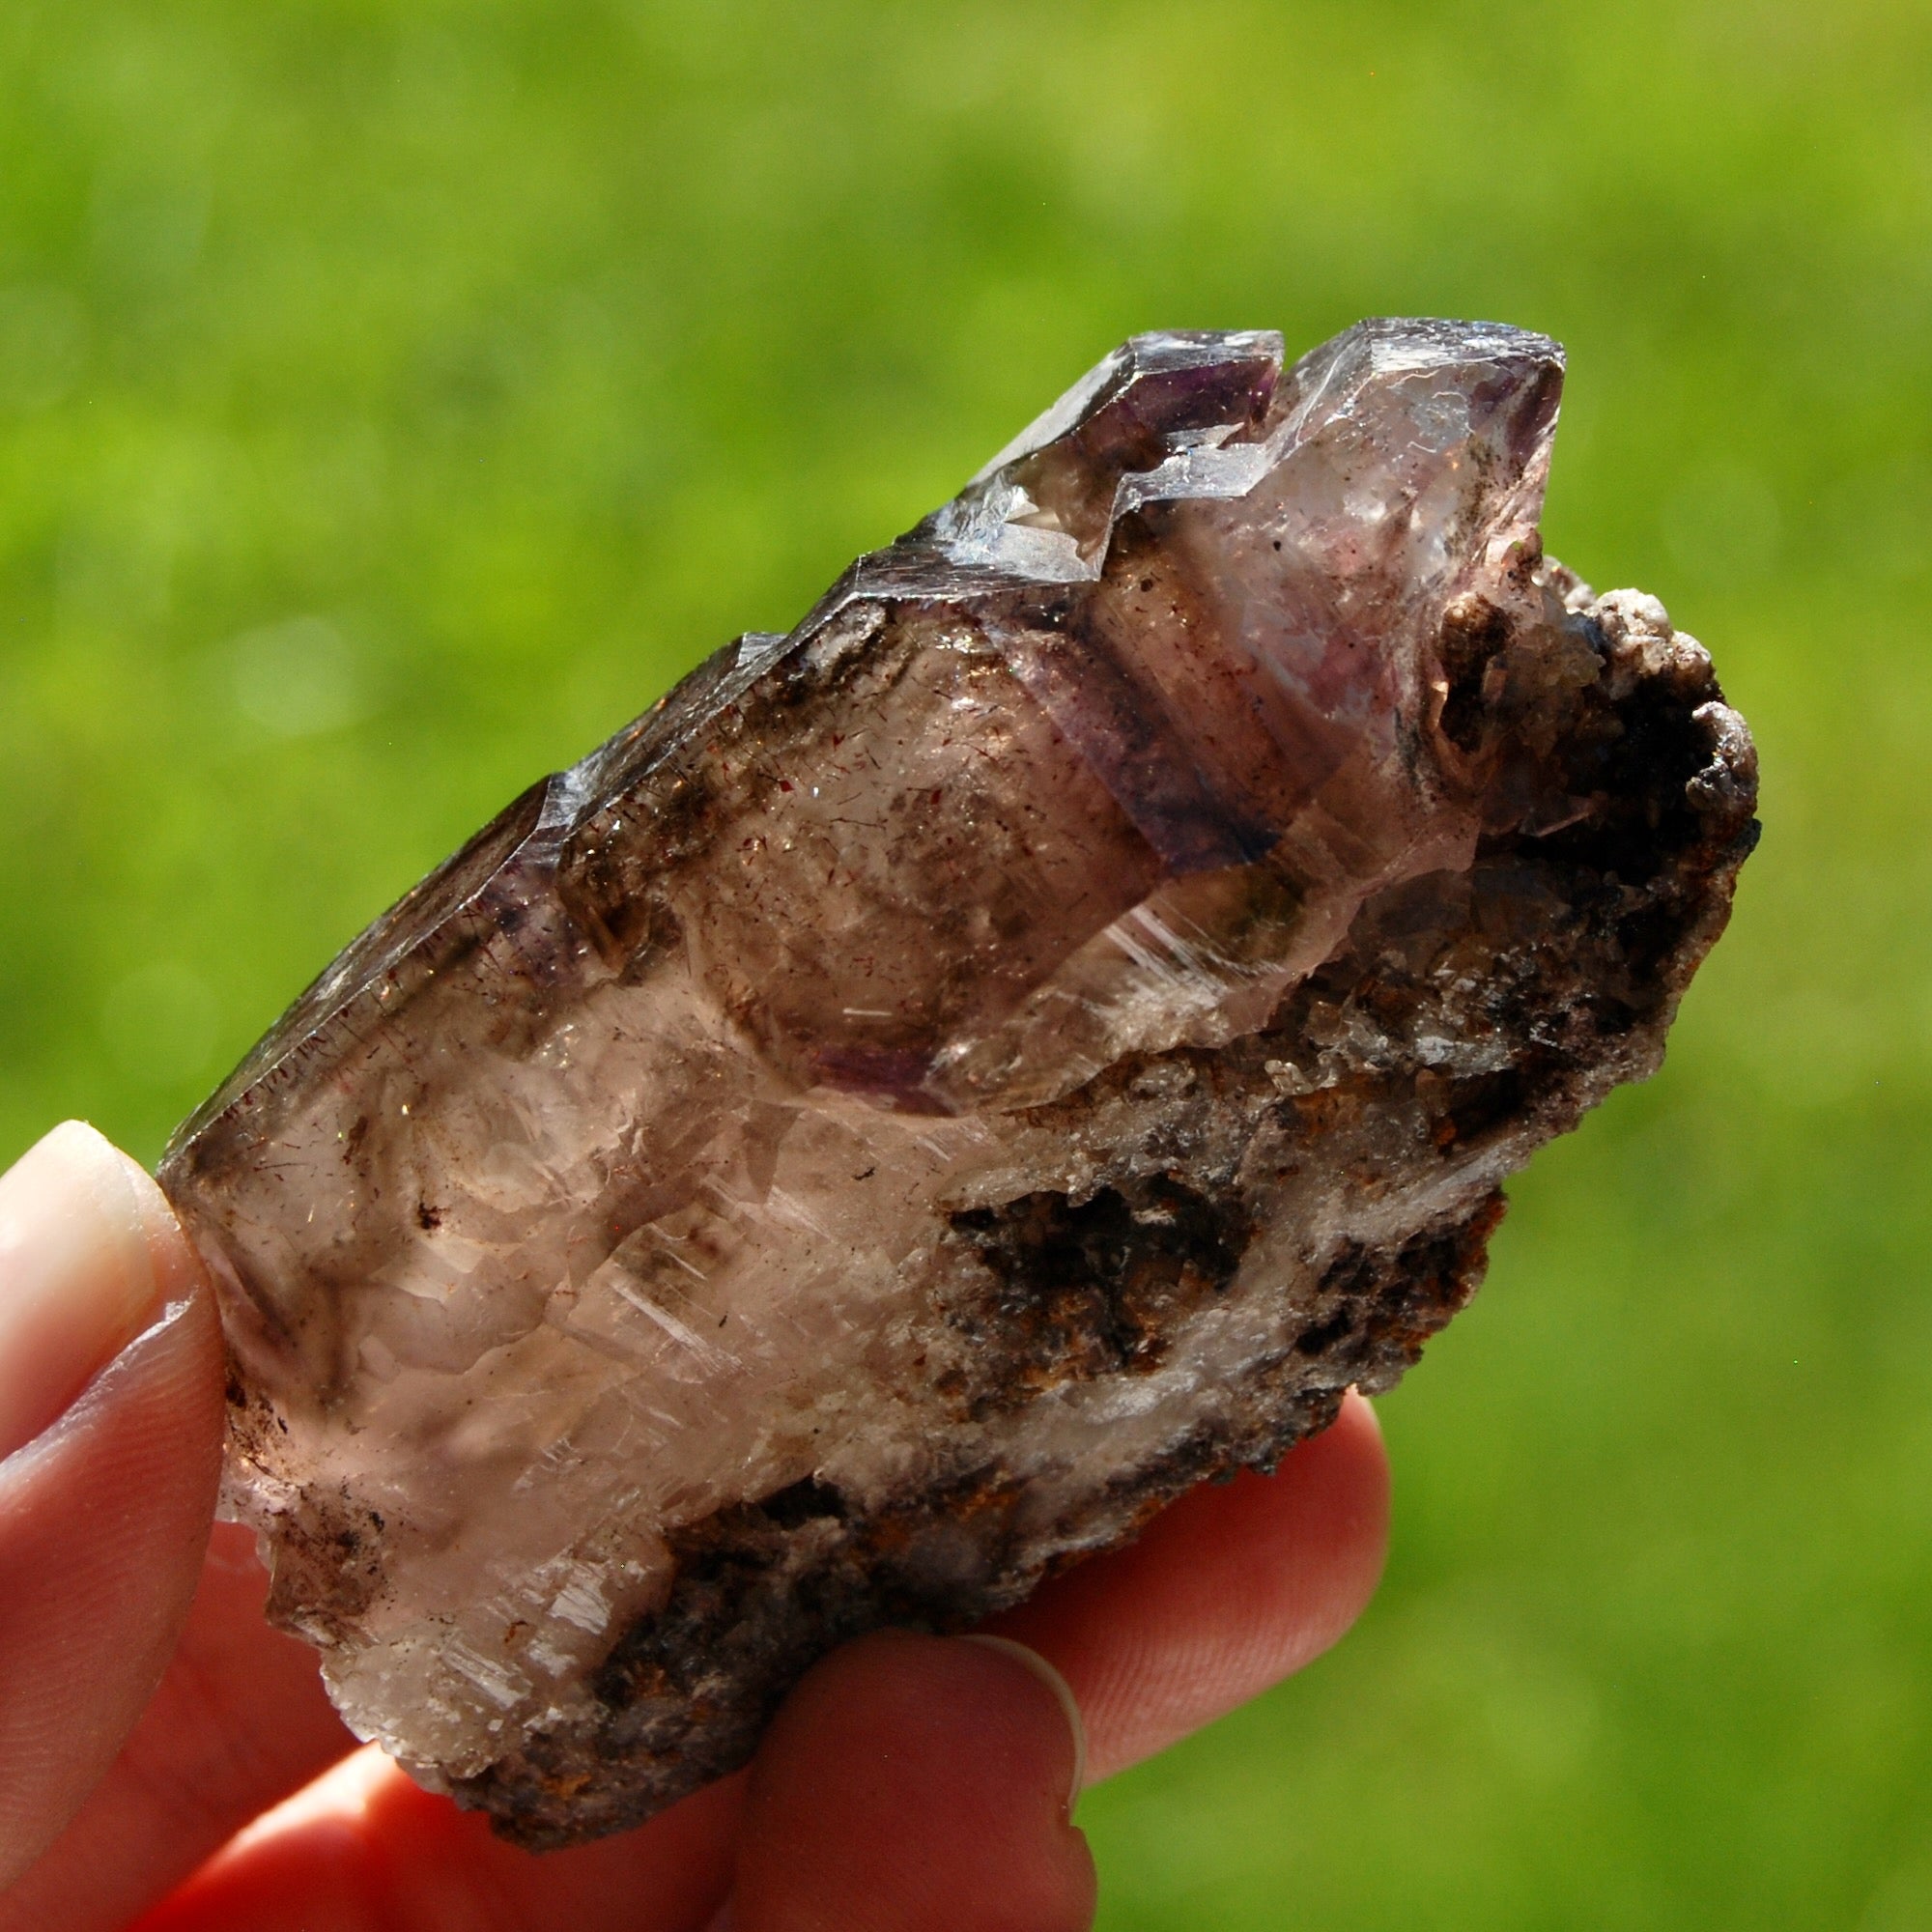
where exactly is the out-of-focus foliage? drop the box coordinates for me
[1,2,1927,1923]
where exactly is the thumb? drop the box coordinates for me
[0,1122,225,1889]
[724,1630,1095,1931]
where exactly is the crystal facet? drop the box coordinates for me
[160,320,1758,1847]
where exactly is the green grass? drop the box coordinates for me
[2,2,1928,1923]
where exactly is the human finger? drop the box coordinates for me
[1,1520,357,1932]
[724,1630,1094,1932]
[987,1388,1389,1781]
[135,1398,1381,1927]
[139,1634,1089,1932]
[133,1745,744,1932]
[0,1123,227,1889]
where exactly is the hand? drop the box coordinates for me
[0,1122,1389,1932]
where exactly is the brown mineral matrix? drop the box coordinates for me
[160,320,1757,1848]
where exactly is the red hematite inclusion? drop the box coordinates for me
[160,320,1756,1848]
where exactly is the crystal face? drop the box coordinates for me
[160,320,1758,1848]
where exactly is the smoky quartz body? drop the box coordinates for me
[161,319,1757,1847]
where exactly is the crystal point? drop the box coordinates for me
[160,319,1757,1847]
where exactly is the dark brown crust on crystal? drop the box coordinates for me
[453,577,1758,1849]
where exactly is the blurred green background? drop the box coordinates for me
[1,1,1926,1923]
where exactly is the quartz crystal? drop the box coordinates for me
[160,319,1758,1848]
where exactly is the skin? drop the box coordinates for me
[0,1122,1390,1932]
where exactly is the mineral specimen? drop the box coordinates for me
[160,319,1757,1848]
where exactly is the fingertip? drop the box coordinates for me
[0,1122,169,1460]
[959,1635,1088,1805]
[989,1391,1392,1783]
[115,1140,213,1311]
[1311,1387,1393,1616]
[0,1125,225,1887]
[728,1630,1095,1931]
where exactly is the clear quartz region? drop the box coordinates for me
[160,319,1758,1848]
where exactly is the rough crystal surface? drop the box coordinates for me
[160,319,1758,1848]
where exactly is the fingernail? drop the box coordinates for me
[0,1122,167,1460]
[961,1634,1088,1812]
